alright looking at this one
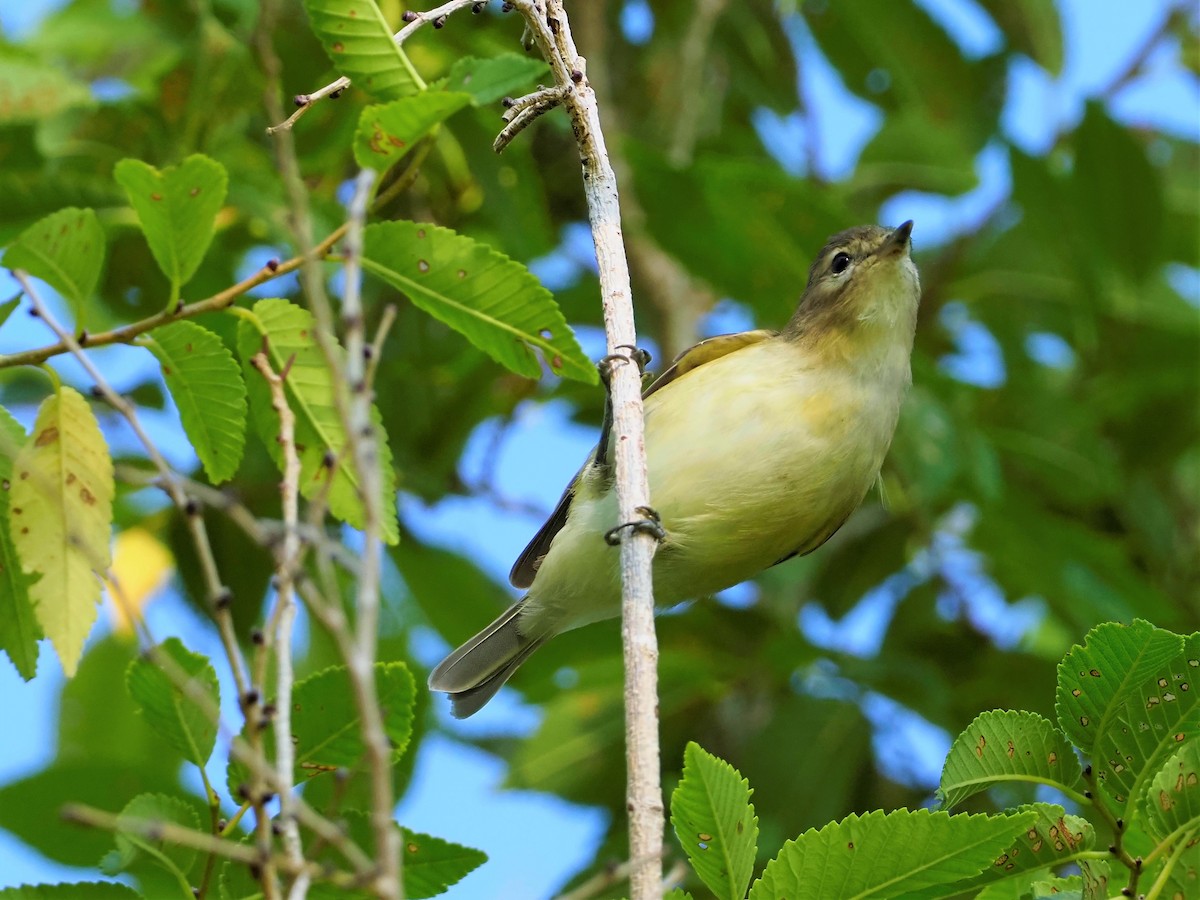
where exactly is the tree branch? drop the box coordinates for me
[507,3,664,896]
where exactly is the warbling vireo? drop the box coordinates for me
[430,220,920,717]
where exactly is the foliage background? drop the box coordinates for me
[0,0,1196,896]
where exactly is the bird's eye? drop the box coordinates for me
[831,252,852,275]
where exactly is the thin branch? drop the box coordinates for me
[250,351,308,899]
[267,0,481,133]
[507,3,664,898]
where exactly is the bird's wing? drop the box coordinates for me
[508,328,777,589]
[641,329,777,399]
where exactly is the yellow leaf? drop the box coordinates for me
[105,527,174,633]
[9,386,113,676]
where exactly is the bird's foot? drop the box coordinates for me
[604,505,666,546]
[598,345,652,386]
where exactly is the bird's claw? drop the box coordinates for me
[604,506,665,546]
[598,345,652,385]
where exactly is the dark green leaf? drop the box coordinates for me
[977,0,1064,73]
[100,792,199,885]
[0,885,143,900]
[441,54,549,106]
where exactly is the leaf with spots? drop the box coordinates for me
[440,54,550,106]
[2,207,105,327]
[353,92,471,173]
[747,808,1036,900]
[362,221,597,384]
[289,662,415,778]
[141,321,247,484]
[113,155,228,302]
[670,742,758,900]
[9,386,112,677]
[937,710,1083,809]
[1138,740,1200,878]
[236,299,398,544]
[125,638,220,767]
[302,0,422,101]
[906,803,1093,899]
[1055,620,1199,816]
[0,404,41,680]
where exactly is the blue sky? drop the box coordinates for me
[0,0,1197,897]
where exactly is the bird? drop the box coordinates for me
[429,220,920,717]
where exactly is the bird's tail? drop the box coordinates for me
[427,600,545,718]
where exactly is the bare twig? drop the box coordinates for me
[267,0,479,133]
[250,351,308,899]
[493,84,570,153]
[506,3,664,897]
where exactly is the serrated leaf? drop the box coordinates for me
[1142,740,1200,841]
[235,299,399,543]
[670,742,758,900]
[0,405,41,680]
[114,155,228,297]
[442,54,550,105]
[303,0,422,100]
[747,808,1036,900]
[0,884,143,899]
[2,207,105,325]
[910,804,1093,899]
[0,58,94,124]
[291,661,415,776]
[142,321,247,483]
[354,92,471,172]
[101,792,199,882]
[361,220,596,384]
[938,710,1083,809]
[1055,621,1199,815]
[9,386,113,676]
[126,637,220,766]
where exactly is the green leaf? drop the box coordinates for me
[0,885,143,899]
[670,742,758,900]
[441,54,550,105]
[291,662,415,776]
[938,710,1083,809]
[220,814,486,900]
[302,0,422,100]
[0,404,41,679]
[747,808,1036,900]
[100,792,199,886]
[2,207,105,325]
[235,299,399,543]
[141,321,247,483]
[976,0,1064,74]
[126,637,220,767]
[0,293,22,331]
[0,58,94,124]
[9,385,113,677]
[1055,621,1199,815]
[353,92,472,172]
[361,220,597,384]
[913,804,1094,899]
[113,155,228,298]
[1141,739,1200,841]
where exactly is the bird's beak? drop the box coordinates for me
[882,220,914,257]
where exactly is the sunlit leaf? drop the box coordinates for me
[142,320,247,483]
[748,808,1036,900]
[938,710,1083,809]
[361,220,597,383]
[302,0,422,100]
[0,404,40,680]
[114,155,228,298]
[9,386,113,676]
[0,58,94,124]
[126,637,220,767]
[2,207,105,325]
[236,298,399,543]
[353,92,471,172]
[104,527,174,633]
[670,742,758,900]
